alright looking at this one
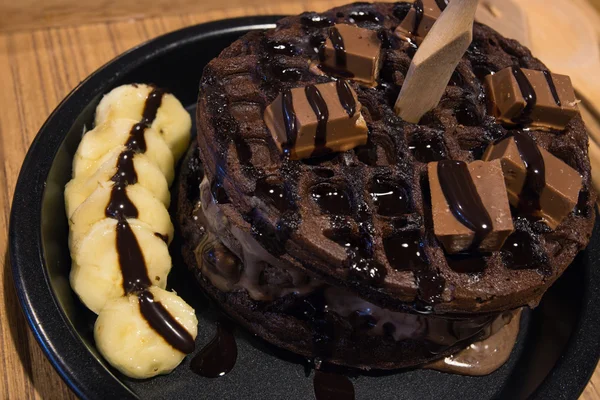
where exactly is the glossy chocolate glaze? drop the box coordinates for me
[512,131,545,213]
[434,0,448,11]
[510,67,537,125]
[305,85,332,157]
[281,89,298,151]
[412,0,424,35]
[348,10,381,23]
[437,160,493,250]
[543,70,562,107]
[191,321,238,378]
[335,80,356,117]
[329,26,347,68]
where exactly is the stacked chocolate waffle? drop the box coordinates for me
[178,2,596,370]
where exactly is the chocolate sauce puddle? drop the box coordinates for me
[437,160,492,250]
[306,85,331,157]
[190,321,238,378]
[101,88,195,354]
[313,371,355,400]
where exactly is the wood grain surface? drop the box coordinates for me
[0,1,599,399]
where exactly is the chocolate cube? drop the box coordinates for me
[394,0,446,43]
[483,133,582,229]
[428,160,514,254]
[485,67,579,130]
[264,81,368,160]
[320,24,382,85]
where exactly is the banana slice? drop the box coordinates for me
[64,148,170,218]
[73,118,175,185]
[95,84,192,161]
[69,183,174,253]
[70,219,171,314]
[95,286,198,379]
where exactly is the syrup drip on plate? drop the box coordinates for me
[191,321,238,378]
[102,88,195,354]
[313,371,355,400]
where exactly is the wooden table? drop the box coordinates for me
[0,1,599,399]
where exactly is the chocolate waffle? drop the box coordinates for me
[190,2,595,316]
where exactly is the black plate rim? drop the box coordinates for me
[8,14,600,400]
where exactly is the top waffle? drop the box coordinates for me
[195,2,596,314]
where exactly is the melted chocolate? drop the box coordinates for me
[142,88,165,124]
[115,218,152,293]
[369,178,411,216]
[102,87,194,355]
[437,160,493,250]
[111,150,138,186]
[281,89,298,150]
[287,290,334,358]
[125,123,148,153]
[300,14,334,28]
[409,138,446,162]
[329,27,347,67]
[348,10,381,23]
[412,0,425,35]
[154,232,169,243]
[510,67,537,125]
[255,177,289,212]
[502,231,538,269]
[512,131,545,212]
[447,253,487,273]
[383,231,427,271]
[138,290,195,354]
[105,183,138,219]
[435,0,448,11]
[542,70,561,107]
[267,41,299,56]
[313,371,355,400]
[347,252,387,284]
[305,85,331,157]
[311,183,352,215]
[191,321,237,378]
[336,80,356,117]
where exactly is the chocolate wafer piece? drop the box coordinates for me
[394,0,448,43]
[483,132,583,229]
[485,67,579,130]
[320,24,382,85]
[428,160,514,254]
[264,80,368,160]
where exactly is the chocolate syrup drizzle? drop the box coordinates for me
[336,80,356,117]
[412,0,425,35]
[437,160,493,250]
[329,27,347,67]
[542,70,562,106]
[434,0,448,11]
[511,131,546,212]
[103,87,195,354]
[510,67,537,125]
[281,89,298,152]
[306,85,331,157]
[190,321,237,378]
[313,371,355,400]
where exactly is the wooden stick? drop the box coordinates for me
[394,0,479,123]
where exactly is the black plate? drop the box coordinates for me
[9,16,600,400]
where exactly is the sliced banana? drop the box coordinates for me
[73,118,175,185]
[95,84,192,161]
[95,286,198,379]
[64,148,170,218]
[70,219,171,314]
[69,183,174,252]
